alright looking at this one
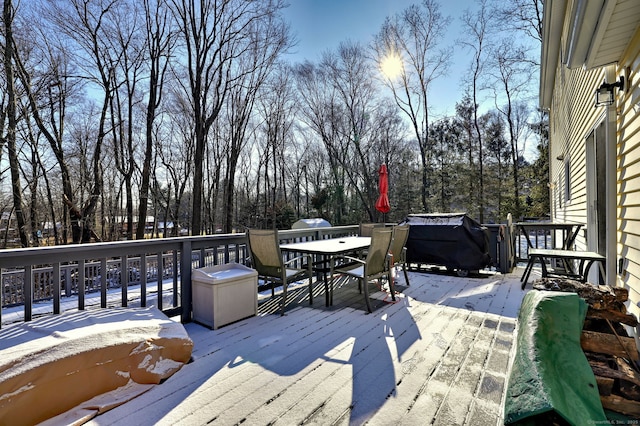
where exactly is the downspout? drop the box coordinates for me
[563,0,587,66]
[605,65,618,286]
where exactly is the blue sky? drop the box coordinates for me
[281,0,480,118]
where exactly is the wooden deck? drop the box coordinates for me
[88,267,531,426]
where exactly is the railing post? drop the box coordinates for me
[507,224,515,272]
[499,228,508,274]
[500,225,511,274]
[181,240,192,323]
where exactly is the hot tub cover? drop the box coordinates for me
[291,218,331,229]
[400,213,491,271]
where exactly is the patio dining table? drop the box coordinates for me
[515,221,583,250]
[516,221,584,278]
[280,236,371,307]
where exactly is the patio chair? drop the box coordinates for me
[330,228,394,313]
[390,224,410,286]
[246,229,313,316]
[359,223,385,237]
[358,223,386,258]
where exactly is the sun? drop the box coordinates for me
[380,53,404,80]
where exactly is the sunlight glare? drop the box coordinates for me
[380,53,403,80]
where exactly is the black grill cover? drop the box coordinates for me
[401,213,491,271]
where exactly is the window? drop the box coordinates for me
[564,159,571,203]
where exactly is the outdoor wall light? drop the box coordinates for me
[595,76,624,107]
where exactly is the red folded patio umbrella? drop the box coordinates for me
[375,164,391,214]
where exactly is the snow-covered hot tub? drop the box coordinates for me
[0,307,193,425]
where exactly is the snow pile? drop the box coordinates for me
[0,307,193,425]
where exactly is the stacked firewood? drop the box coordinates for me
[533,278,640,418]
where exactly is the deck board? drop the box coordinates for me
[87,267,532,426]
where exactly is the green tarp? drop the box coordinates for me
[504,290,607,425]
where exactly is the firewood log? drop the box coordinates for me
[581,331,639,360]
[600,394,640,417]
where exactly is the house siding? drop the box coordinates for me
[543,0,640,340]
[549,61,605,251]
[617,26,640,319]
[550,23,640,318]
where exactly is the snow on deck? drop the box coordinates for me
[85,266,532,426]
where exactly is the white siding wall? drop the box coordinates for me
[546,0,640,335]
[550,24,640,319]
[617,28,640,319]
[549,61,605,251]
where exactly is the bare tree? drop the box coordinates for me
[489,39,535,218]
[17,108,43,246]
[495,0,543,44]
[493,0,543,219]
[294,60,348,224]
[169,0,288,235]
[157,91,194,236]
[373,0,451,212]
[3,0,29,247]
[256,62,297,228]
[136,0,176,239]
[219,13,290,233]
[295,42,412,224]
[459,0,492,222]
[10,3,78,245]
[108,1,146,239]
[481,110,509,218]
[326,41,380,222]
[39,0,128,243]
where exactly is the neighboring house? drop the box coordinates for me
[540,0,640,320]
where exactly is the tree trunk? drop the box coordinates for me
[4,0,29,247]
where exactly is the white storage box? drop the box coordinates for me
[192,263,258,329]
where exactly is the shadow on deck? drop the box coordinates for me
[259,266,526,319]
[89,267,531,426]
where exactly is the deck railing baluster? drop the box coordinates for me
[173,250,179,307]
[157,252,164,310]
[100,258,107,308]
[121,256,128,307]
[53,263,61,314]
[141,253,147,308]
[24,265,32,322]
[78,260,85,311]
